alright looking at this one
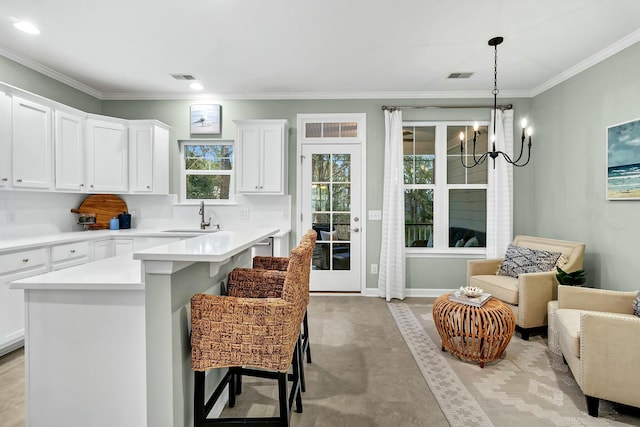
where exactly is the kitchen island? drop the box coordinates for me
[11,227,279,427]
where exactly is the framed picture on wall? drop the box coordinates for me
[607,118,640,200]
[190,104,221,135]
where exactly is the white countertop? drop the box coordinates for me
[11,254,144,291]
[10,227,279,291]
[133,227,279,263]
[0,226,289,254]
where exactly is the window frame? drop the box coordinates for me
[178,140,235,205]
[404,121,489,257]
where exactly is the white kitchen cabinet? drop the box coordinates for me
[50,241,90,271]
[12,96,52,189]
[54,109,86,192]
[129,120,169,194]
[0,248,48,356]
[85,117,128,193]
[0,91,11,188]
[234,119,288,195]
[113,239,134,256]
[92,239,112,261]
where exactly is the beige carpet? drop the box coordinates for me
[388,299,640,427]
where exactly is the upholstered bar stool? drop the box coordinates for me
[227,230,316,393]
[190,244,310,426]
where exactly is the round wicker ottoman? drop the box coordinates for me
[432,293,516,368]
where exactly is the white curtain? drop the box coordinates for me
[378,109,406,301]
[486,109,514,258]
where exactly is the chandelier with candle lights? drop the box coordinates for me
[460,36,533,169]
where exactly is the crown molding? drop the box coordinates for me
[531,29,640,97]
[0,47,104,99]
[100,89,532,101]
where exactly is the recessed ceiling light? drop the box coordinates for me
[189,82,204,90]
[14,21,40,35]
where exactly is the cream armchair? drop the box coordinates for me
[467,235,585,340]
[555,285,640,417]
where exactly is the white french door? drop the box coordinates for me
[300,144,362,291]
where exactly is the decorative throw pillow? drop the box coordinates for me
[498,244,562,278]
[320,230,337,241]
[634,291,640,317]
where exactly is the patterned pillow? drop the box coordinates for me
[498,244,562,278]
[634,292,640,317]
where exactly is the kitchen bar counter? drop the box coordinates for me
[11,227,279,427]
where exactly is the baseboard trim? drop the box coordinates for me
[361,288,456,298]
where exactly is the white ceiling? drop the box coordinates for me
[1,0,640,100]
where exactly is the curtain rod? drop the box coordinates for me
[381,104,513,112]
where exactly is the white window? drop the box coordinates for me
[179,140,234,203]
[404,121,489,254]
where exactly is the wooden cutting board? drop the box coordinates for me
[71,194,128,229]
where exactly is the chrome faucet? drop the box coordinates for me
[199,201,211,230]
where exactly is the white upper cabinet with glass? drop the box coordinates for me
[12,96,52,189]
[234,119,288,195]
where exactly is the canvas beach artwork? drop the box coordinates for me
[190,104,221,135]
[607,118,640,200]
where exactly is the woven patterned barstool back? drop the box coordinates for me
[191,244,309,427]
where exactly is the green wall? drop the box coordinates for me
[101,98,531,291]
[529,42,640,291]
[7,42,638,292]
[0,56,101,113]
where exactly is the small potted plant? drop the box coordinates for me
[556,266,586,286]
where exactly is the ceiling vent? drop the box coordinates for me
[170,74,197,81]
[447,72,474,79]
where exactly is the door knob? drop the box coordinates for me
[352,227,360,233]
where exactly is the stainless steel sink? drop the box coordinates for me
[162,229,220,233]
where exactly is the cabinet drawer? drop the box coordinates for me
[51,241,90,263]
[0,248,48,275]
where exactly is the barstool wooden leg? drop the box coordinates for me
[302,311,312,364]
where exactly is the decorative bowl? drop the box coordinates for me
[459,286,483,297]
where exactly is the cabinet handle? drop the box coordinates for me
[90,184,94,188]
[22,258,29,263]
[255,186,259,189]
[146,185,151,189]
[70,249,76,253]
[80,184,85,187]
[1,177,7,181]
[16,178,23,182]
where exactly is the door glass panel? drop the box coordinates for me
[333,213,351,241]
[331,154,350,181]
[332,184,350,211]
[311,153,352,271]
[311,184,330,212]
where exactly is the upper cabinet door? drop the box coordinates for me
[129,124,154,193]
[235,119,288,195]
[54,110,85,191]
[12,97,52,189]
[0,92,11,187]
[85,118,128,193]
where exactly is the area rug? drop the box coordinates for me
[388,300,640,427]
